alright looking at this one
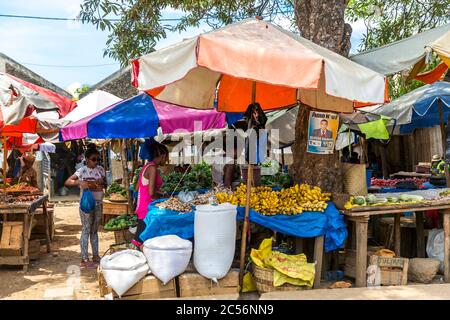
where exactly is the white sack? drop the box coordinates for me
[143,235,192,285]
[100,249,150,297]
[426,228,444,273]
[194,203,237,282]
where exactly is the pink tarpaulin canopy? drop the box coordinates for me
[153,98,225,134]
[60,93,226,140]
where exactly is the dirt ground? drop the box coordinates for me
[0,203,115,300]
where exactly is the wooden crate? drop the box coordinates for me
[344,246,384,279]
[102,200,129,215]
[29,239,41,260]
[102,200,130,225]
[114,229,133,244]
[178,269,239,298]
[32,208,55,240]
[97,268,112,297]
[98,268,176,299]
[0,222,23,256]
[369,255,409,286]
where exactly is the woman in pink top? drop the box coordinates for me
[131,143,169,249]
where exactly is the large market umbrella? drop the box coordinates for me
[64,90,122,123]
[59,92,226,141]
[361,81,450,184]
[0,72,76,174]
[351,23,450,76]
[132,18,386,113]
[361,81,450,135]
[132,17,387,286]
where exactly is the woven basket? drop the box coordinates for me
[332,193,351,210]
[342,163,367,196]
[252,264,307,293]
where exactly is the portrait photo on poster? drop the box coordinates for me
[307,111,339,154]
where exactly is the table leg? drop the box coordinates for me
[444,209,450,282]
[355,216,369,287]
[23,214,30,272]
[415,212,425,258]
[43,202,51,253]
[313,236,324,289]
[295,238,304,254]
[394,214,401,256]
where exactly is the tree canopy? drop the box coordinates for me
[79,0,449,66]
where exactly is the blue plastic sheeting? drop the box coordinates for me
[140,200,347,253]
[226,112,244,126]
[140,199,195,241]
[88,93,159,139]
[399,87,450,134]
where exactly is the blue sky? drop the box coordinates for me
[0,1,366,92]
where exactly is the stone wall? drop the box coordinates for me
[85,67,138,99]
[0,53,71,98]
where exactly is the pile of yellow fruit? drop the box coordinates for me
[215,184,331,215]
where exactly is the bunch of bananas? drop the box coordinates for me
[215,183,331,215]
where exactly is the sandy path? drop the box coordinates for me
[0,203,115,300]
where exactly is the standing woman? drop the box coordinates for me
[131,143,169,249]
[65,147,106,268]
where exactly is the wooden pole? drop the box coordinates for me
[438,100,450,187]
[2,137,8,180]
[239,81,257,289]
[121,139,131,214]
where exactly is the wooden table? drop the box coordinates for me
[102,199,129,225]
[390,171,431,179]
[343,199,450,287]
[0,195,51,271]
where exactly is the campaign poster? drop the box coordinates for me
[307,111,339,154]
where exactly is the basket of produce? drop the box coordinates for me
[261,172,292,188]
[103,214,137,231]
[106,182,128,201]
[5,183,40,195]
[160,162,212,194]
[332,193,350,210]
[252,264,304,293]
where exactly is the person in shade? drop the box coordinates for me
[65,147,106,269]
[130,143,169,250]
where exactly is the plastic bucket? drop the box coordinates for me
[366,169,373,187]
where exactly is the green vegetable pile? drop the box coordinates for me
[261,172,292,188]
[161,162,212,193]
[107,181,127,197]
[104,214,137,230]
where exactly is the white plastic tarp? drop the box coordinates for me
[64,90,122,122]
[350,24,450,75]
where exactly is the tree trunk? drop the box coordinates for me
[291,0,351,193]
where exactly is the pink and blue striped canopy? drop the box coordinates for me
[60,93,226,141]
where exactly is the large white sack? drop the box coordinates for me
[100,249,150,297]
[426,228,444,273]
[143,235,192,285]
[194,203,237,282]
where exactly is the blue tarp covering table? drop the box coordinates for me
[140,200,347,252]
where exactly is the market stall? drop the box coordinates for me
[131,17,386,290]
[361,81,450,184]
[0,188,51,272]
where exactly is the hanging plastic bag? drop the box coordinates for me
[80,189,96,213]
